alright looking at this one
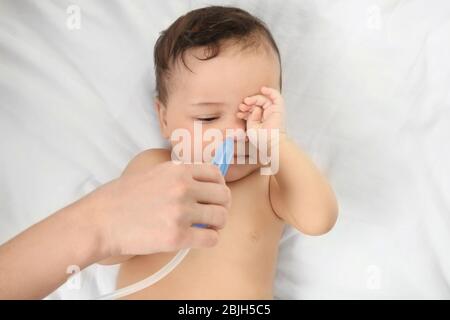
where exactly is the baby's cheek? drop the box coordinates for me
[169,125,226,163]
[201,140,220,163]
[172,140,216,163]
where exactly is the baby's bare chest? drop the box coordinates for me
[218,173,284,252]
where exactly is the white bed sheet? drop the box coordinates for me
[0,0,449,299]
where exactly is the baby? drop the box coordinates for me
[102,6,338,299]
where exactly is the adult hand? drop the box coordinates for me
[96,161,231,257]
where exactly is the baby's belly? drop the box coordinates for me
[117,226,282,299]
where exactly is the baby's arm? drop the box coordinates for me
[238,87,338,235]
[98,149,170,265]
[269,135,338,235]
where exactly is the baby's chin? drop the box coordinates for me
[224,162,261,183]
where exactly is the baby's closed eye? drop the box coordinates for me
[195,116,220,123]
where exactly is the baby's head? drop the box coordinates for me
[153,6,282,181]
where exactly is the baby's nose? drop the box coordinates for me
[217,116,248,151]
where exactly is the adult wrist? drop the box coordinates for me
[75,183,115,263]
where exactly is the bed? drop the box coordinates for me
[1,0,449,299]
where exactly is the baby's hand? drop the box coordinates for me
[237,87,286,157]
[237,86,286,134]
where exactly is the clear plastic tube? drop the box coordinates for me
[97,248,190,300]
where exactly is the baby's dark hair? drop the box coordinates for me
[154,5,282,104]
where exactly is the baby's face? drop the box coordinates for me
[156,43,281,182]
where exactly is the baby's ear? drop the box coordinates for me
[154,98,169,139]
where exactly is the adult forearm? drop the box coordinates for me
[0,191,107,299]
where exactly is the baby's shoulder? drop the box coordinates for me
[122,148,171,175]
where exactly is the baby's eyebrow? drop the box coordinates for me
[190,102,226,107]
